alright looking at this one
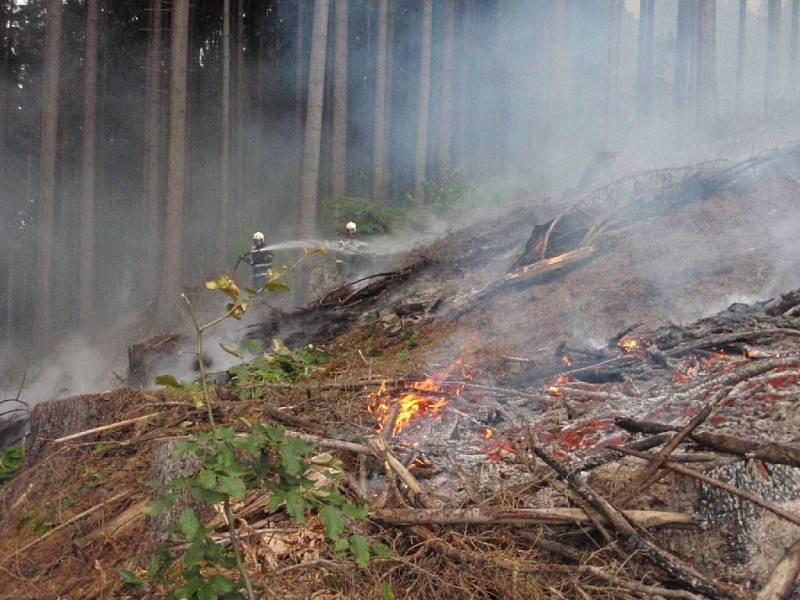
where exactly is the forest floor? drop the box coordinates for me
[1,144,800,599]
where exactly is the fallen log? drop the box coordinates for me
[756,538,800,600]
[664,329,800,357]
[505,244,596,284]
[370,506,697,529]
[615,417,800,468]
[531,443,745,600]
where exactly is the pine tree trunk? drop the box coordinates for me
[220,0,231,262]
[235,0,245,231]
[159,0,190,322]
[331,0,348,199]
[34,0,62,337]
[735,0,746,112]
[143,0,163,296]
[605,0,623,148]
[455,0,470,173]
[384,0,396,197]
[637,0,655,115]
[546,0,568,169]
[299,0,330,238]
[792,0,799,85]
[294,0,306,169]
[437,0,455,175]
[414,0,433,204]
[79,0,99,324]
[765,0,782,116]
[674,0,691,111]
[695,0,716,122]
[372,0,388,202]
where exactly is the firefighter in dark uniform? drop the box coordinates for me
[239,231,273,289]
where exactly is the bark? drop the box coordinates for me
[757,538,800,600]
[34,0,62,337]
[235,0,245,231]
[454,0,469,172]
[765,0,782,116]
[372,0,388,201]
[143,0,163,295]
[734,0,747,112]
[79,0,99,324]
[792,0,800,84]
[437,0,455,174]
[637,0,655,115]
[294,0,306,165]
[546,0,568,166]
[605,0,623,147]
[331,0,348,199]
[695,0,717,122]
[298,0,331,238]
[414,0,433,203]
[159,0,190,322]
[674,0,692,111]
[220,0,231,262]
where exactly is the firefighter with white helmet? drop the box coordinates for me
[239,231,273,289]
[345,221,357,237]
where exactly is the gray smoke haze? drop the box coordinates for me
[3,0,800,407]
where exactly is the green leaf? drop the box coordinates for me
[218,475,246,501]
[191,486,227,505]
[118,569,145,586]
[179,507,202,541]
[197,586,218,600]
[206,274,240,301]
[208,574,236,594]
[184,540,204,567]
[341,502,368,519]
[267,489,285,513]
[284,490,306,523]
[142,493,177,517]
[219,343,243,359]
[373,542,392,558]
[243,338,263,355]
[262,280,290,292]
[381,581,395,600]
[349,534,371,567]
[319,505,346,540]
[196,469,216,489]
[155,374,183,388]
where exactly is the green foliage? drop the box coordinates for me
[228,339,327,400]
[414,166,473,216]
[155,375,204,409]
[0,444,23,487]
[324,196,407,235]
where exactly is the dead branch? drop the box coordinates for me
[614,417,800,468]
[756,538,800,600]
[612,446,800,527]
[531,443,744,600]
[262,405,317,430]
[52,412,160,443]
[366,436,437,509]
[371,506,696,528]
[665,329,800,357]
[505,245,596,284]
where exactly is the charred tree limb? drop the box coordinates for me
[664,329,800,357]
[372,506,696,529]
[757,538,800,600]
[614,417,800,468]
[531,443,744,600]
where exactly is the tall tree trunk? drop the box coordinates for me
[546,0,568,170]
[674,0,691,111]
[384,0,396,197]
[235,0,245,231]
[765,0,781,116]
[695,0,716,122]
[331,0,348,199]
[79,0,99,324]
[143,0,163,296]
[299,0,330,238]
[414,0,433,204]
[605,0,623,148]
[735,0,746,112]
[34,0,62,337]
[792,0,799,85]
[220,0,231,262]
[159,0,190,321]
[455,0,470,173]
[372,0,388,201]
[294,0,306,168]
[437,0,455,174]
[637,0,655,115]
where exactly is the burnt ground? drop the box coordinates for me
[1,145,800,598]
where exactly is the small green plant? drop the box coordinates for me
[0,443,23,487]
[127,254,385,599]
[323,196,407,235]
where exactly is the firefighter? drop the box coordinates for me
[239,231,273,289]
[345,221,358,237]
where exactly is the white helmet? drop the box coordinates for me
[345,222,357,233]
[253,231,265,241]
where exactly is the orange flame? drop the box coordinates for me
[484,428,494,439]
[561,354,572,367]
[369,376,451,435]
[619,338,639,353]
[548,386,562,396]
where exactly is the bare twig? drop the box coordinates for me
[52,412,160,443]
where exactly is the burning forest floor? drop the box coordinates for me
[2,144,800,599]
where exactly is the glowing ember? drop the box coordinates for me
[369,376,453,434]
[619,338,639,353]
[561,354,572,367]
[484,428,494,439]
[548,386,562,396]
